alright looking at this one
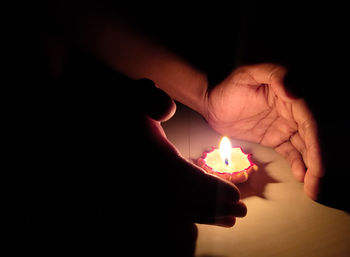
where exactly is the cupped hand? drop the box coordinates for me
[205,63,323,200]
[52,78,246,255]
[131,79,247,226]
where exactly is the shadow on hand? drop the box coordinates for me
[236,160,279,199]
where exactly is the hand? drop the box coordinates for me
[130,79,247,226]
[46,78,246,255]
[205,63,323,200]
[109,79,247,255]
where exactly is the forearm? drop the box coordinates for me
[70,11,209,116]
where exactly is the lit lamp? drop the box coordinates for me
[197,137,258,184]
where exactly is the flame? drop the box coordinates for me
[219,136,232,165]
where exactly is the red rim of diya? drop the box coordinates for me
[197,146,258,184]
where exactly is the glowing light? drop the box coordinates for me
[197,137,258,184]
[219,136,232,166]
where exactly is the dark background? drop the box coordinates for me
[1,0,349,244]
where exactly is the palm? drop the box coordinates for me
[206,64,323,200]
[207,66,296,148]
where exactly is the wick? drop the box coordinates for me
[225,158,229,165]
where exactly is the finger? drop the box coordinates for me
[215,200,247,218]
[292,99,324,199]
[194,200,247,223]
[206,172,242,205]
[229,171,249,184]
[134,78,176,121]
[292,99,324,178]
[247,63,294,102]
[269,67,298,102]
[177,163,244,222]
[195,200,247,227]
[246,63,286,84]
[190,170,242,207]
[197,216,236,228]
[214,217,236,228]
[275,141,306,182]
[304,171,323,200]
[290,132,308,166]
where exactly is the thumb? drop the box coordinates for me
[134,78,176,121]
[248,63,297,102]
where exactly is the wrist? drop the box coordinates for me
[154,64,210,119]
[190,74,210,120]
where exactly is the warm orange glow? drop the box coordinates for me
[219,136,232,165]
[197,137,258,184]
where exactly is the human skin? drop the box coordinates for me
[69,11,323,200]
[51,7,323,231]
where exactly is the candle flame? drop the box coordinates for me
[219,136,232,166]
